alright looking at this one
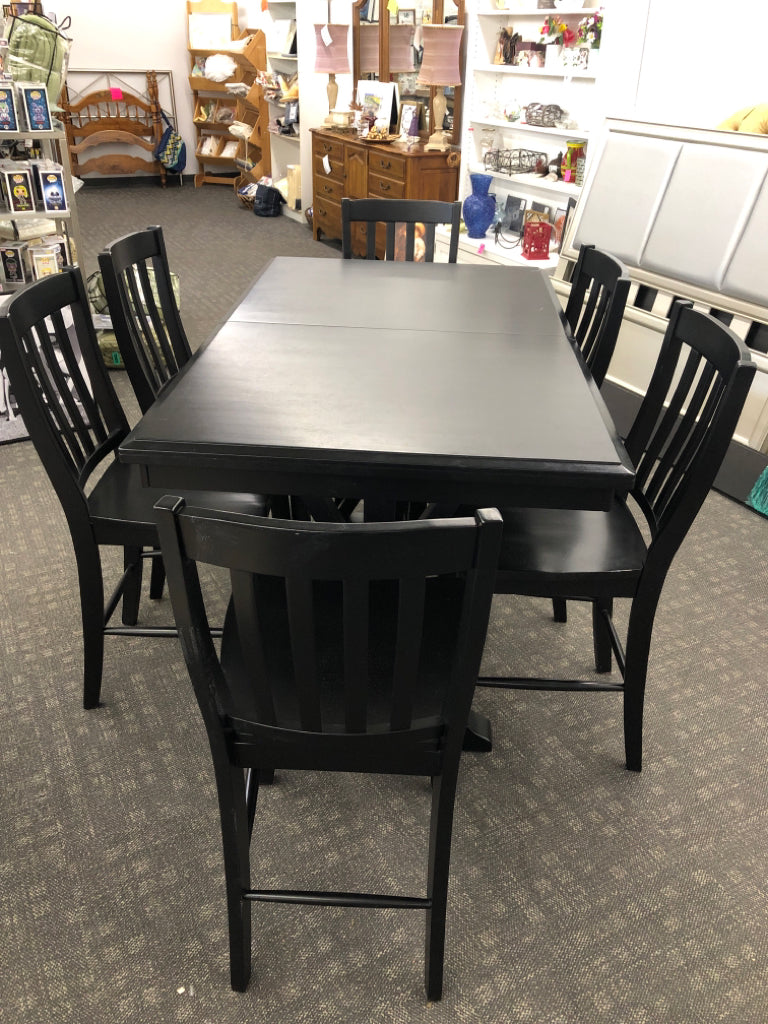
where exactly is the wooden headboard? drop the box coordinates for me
[61,70,166,185]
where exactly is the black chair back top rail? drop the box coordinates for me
[98,225,191,414]
[564,243,631,388]
[341,197,462,262]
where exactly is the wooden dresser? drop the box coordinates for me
[311,127,460,257]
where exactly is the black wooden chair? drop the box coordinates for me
[97,225,192,415]
[154,497,503,998]
[477,302,755,772]
[564,243,631,388]
[0,268,265,710]
[341,197,462,262]
[549,243,632,624]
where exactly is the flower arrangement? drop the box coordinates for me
[576,10,603,49]
[540,16,575,47]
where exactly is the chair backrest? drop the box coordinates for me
[627,300,755,566]
[98,225,191,414]
[564,243,631,387]
[0,268,129,515]
[341,197,462,263]
[155,498,502,776]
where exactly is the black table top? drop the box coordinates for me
[120,258,634,509]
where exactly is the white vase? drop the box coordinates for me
[545,44,563,71]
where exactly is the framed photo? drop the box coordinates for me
[397,100,422,136]
[357,79,398,129]
[398,8,415,24]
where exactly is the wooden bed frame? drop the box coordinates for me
[61,70,166,186]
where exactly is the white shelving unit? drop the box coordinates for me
[458,0,604,264]
[263,2,303,222]
[0,126,84,291]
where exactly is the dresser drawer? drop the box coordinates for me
[313,195,342,239]
[368,150,406,179]
[313,174,345,203]
[368,173,405,200]
[313,153,345,183]
[313,135,344,164]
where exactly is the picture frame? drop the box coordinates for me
[397,8,415,24]
[397,100,422,136]
[357,79,398,129]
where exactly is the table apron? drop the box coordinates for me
[136,459,625,512]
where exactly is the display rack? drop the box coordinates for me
[0,125,84,292]
[187,0,270,186]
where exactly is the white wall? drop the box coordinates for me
[596,0,767,130]
[47,0,768,188]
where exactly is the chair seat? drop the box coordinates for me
[494,500,648,598]
[89,460,267,544]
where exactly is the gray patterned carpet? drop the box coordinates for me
[1,184,766,1024]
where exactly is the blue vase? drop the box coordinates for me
[463,173,496,239]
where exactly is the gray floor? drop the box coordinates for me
[1,183,766,1024]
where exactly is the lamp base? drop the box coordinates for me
[424,129,450,152]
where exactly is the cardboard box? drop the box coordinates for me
[28,243,59,279]
[3,167,35,212]
[18,83,52,133]
[0,243,27,283]
[0,85,19,132]
[40,167,66,211]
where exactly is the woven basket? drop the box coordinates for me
[524,103,564,128]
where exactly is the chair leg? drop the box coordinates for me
[75,542,106,709]
[214,759,253,991]
[592,598,613,673]
[552,598,567,622]
[148,553,166,600]
[424,771,459,1001]
[121,546,143,625]
[622,605,654,773]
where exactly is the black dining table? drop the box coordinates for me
[119,257,634,516]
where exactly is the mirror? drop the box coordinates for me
[352,0,465,145]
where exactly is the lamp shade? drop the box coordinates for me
[314,24,351,75]
[417,24,463,86]
[389,23,415,73]
[359,22,379,75]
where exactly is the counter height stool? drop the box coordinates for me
[478,302,755,772]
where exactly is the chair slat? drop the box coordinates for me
[230,570,277,727]
[285,576,322,732]
[343,578,369,733]
[390,577,425,732]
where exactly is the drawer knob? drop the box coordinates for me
[381,160,391,169]
[379,181,391,192]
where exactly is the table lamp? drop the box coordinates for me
[314,23,351,115]
[390,23,416,73]
[417,23,463,152]
[359,22,379,75]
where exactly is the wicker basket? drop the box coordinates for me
[484,149,548,175]
[524,103,564,128]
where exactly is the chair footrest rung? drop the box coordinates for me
[477,676,624,692]
[243,889,431,909]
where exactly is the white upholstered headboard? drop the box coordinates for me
[558,118,768,457]
[562,118,768,322]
